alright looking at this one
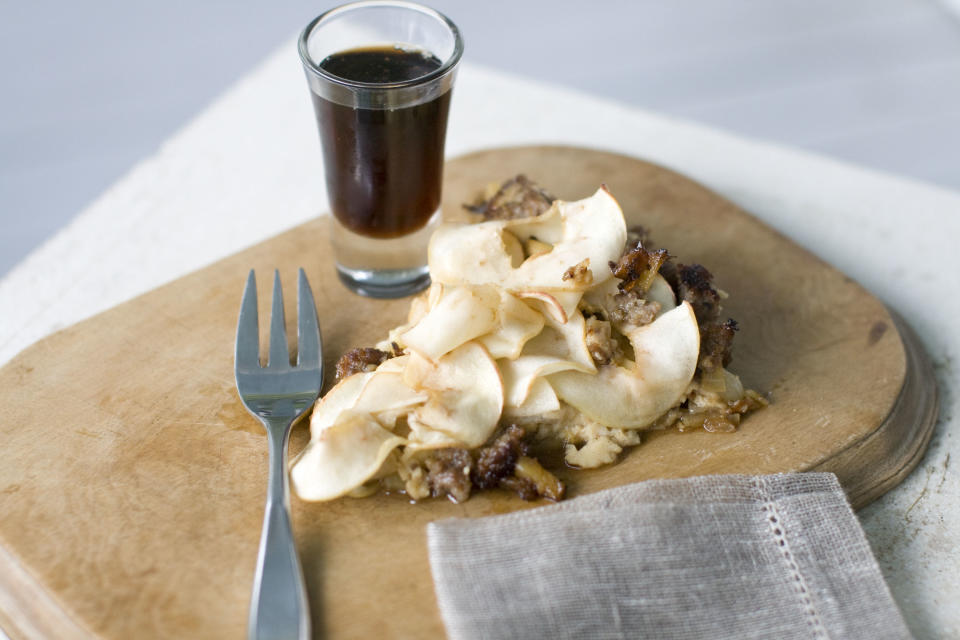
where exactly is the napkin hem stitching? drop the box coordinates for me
[756,476,830,640]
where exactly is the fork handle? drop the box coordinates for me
[248,423,311,640]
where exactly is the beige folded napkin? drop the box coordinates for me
[428,473,911,640]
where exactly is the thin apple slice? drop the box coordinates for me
[408,342,504,448]
[352,371,428,426]
[549,301,700,428]
[500,355,589,408]
[405,284,437,326]
[503,203,564,244]
[646,273,677,311]
[291,410,406,501]
[478,290,545,359]
[399,286,498,361]
[519,290,583,324]
[581,275,619,312]
[517,291,568,324]
[525,237,553,258]
[551,290,584,320]
[504,188,627,292]
[501,229,525,268]
[521,310,596,373]
[502,377,561,419]
[427,222,514,286]
[374,355,409,374]
[309,371,374,438]
[427,188,626,294]
[405,415,465,451]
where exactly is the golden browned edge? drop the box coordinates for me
[813,309,940,509]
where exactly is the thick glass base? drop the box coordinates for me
[336,264,431,299]
[330,210,439,299]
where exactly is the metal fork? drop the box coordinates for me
[235,268,322,640]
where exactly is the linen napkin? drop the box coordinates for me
[427,473,911,640]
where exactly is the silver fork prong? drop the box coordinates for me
[267,270,290,368]
[296,268,322,370]
[236,269,260,370]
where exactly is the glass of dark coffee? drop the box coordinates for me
[299,1,463,298]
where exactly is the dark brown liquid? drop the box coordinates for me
[313,46,451,239]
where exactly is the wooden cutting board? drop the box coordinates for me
[0,147,938,640]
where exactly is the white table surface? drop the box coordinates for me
[1,42,958,639]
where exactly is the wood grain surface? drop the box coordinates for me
[0,147,936,639]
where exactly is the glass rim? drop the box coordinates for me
[298,0,464,91]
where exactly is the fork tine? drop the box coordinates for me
[297,268,322,370]
[236,269,260,370]
[268,270,290,368]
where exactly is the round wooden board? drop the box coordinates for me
[0,146,938,640]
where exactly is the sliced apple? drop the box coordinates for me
[478,290,545,359]
[504,188,627,291]
[408,342,504,448]
[518,289,583,324]
[501,229,525,268]
[399,286,498,361]
[517,291,568,324]
[374,355,409,374]
[502,377,561,419]
[503,203,565,244]
[309,371,374,438]
[404,284,437,327]
[500,355,590,408]
[427,188,627,294]
[521,310,596,373]
[525,237,553,258]
[352,371,428,427]
[427,222,514,286]
[291,410,406,501]
[646,273,677,311]
[549,301,700,428]
[551,290,584,320]
[405,415,466,451]
[581,276,620,314]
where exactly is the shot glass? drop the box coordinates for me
[299,1,463,298]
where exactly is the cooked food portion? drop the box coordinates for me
[464,174,555,221]
[291,177,765,503]
[334,347,392,380]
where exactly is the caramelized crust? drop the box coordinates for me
[609,245,671,295]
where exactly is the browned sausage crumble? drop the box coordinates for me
[465,174,555,221]
[334,347,392,381]
[419,426,566,503]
